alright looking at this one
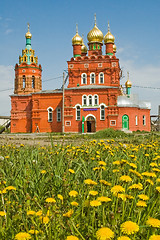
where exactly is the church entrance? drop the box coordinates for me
[86,116,96,133]
[122,115,129,130]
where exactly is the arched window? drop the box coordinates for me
[94,95,98,105]
[57,108,61,122]
[32,76,35,89]
[88,95,92,106]
[82,95,87,106]
[100,105,105,120]
[31,56,34,62]
[99,72,104,84]
[90,73,95,84]
[81,73,87,84]
[22,75,26,89]
[47,107,53,122]
[76,106,81,120]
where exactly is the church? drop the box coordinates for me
[10,17,151,133]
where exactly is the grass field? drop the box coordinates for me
[0,130,160,239]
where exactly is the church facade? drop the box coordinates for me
[10,19,151,133]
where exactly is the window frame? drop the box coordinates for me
[81,73,87,84]
[99,72,104,84]
[22,75,26,89]
[76,105,81,121]
[32,76,35,89]
[47,107,53,122]
[90,72,95,84]
[82,95,87,106]
[57,108,61,122]
[100,105,105,120]
[94,94,99,105]
[135,115,138,126]
[88,95,93,106]
[143,115,146,126]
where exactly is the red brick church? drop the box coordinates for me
[10,18,151,133]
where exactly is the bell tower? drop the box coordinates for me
[14,23,42,95]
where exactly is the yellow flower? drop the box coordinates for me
[98,161,106,166]
[129,163,137,169]
[120,175,132,182]
[138,194,149,201]
[69,191,78,197]
[66,236,79,240]
[28,230,39,235]
[111,185,125,195]
[150,162,158,167]
[99,180,111,186]
[84,179,97,185]
[118,194,127,201]
[113,169,120,173]
[39,216,49,224]
[90,200,101,207]
[156,178,160,183]
[5,186,16,191]
[69,169,75,174]
[128,183,143,190]
[97,196,112,202]
[27,210,35,216]
[89,191,98,196]
[0,211,6,216]
[71,201,79,207]
[153,168,160,172]
[118,237,131,240]
[93,167,100,171]
[57,194,63,202]
[63,209,74,217]
[146,218,160,228]
[96,227,114,240]
[149,235,160,240]
[146,179,154,185]
[136,200,147,207]
[15,232,31,240]
[45,197,56,203]
[129,169,143,179]
[41,170,46,174]
[121,221,139,235]
[35,210,42,216]
[156,187,160,193]
[142,172,156,178]
[113,160,121,165]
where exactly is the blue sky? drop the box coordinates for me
[0,0,160,116]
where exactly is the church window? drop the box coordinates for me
[88,95,92,106]
[82,95,87,105]
[135,115,138,126]
[24,56,27,62]
[90,73,95,84]
[94,95,98,105]
[81,73,87,84]
[99,72,104,84]
[22,75,26,88]
[57,108,61,122]
[143,115,146,126]
[100,105,105,120]
[93,43,96,50]
[31,56,34,62]
[76,106,81,120]
[32,76,35,89]
[47,107,53,122]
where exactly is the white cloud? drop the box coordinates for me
[5,29,13,35]
[0,65,14,116]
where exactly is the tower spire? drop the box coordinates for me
[27,23,30,32]
[94,13,97,26]
[108,21,110,32]
[127,71,129,80]
[76,23,78,34]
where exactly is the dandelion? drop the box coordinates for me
[84,179,97,185]
[15,232,31,240]
[128,183,143,190]
[146,179,154,185]
[99,180,111,186]
[71,201,79,207]
[45,197,56,203]
[96,227,114,240]
[149,235,160,240]
[97,196,112,202]
[129,163,137,169]
[118,237,131,240]
[111,185,125,195]
[69,190,78,197]
[142,172,156,178]
[146,218,160,228]
[90,200,101,207]
[35,210,42,216]
[89,190,98,196]
[113,169,120,173]
[156,179,160,183]
[120,175,132,182]
[5,186,16,191]
[98,161,106,166]
[66,236,79,240]
[113,160,121,165]
[0,211,6,216]
[69,169,75,174]
[138,194,149,201]
[63,209,74,217]
[27,210,35,216]
[150,162,158,167]
[136,200,147,207]
[57,194,63,202]
[41,170,46,174]
[121,221,139,235]
[28,230,39,235]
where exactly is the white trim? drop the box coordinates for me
[99,103,107,108]
[99,72,104,84]
[65,121,71,126]
[94,94,99,105]
[81,73,87,84]
[57,107,61,122]
[74,103,81,109]
[90,72,95,84]
[100,104,105,120]
[47,107,53,122]
[76,105,81,121]
[88,95,93,106]
[82,95,87,106]
[110,120,116,126]
[85,114,96,121]
[135,115,138,126]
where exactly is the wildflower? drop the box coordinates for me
[113,160,121,165]
[35,210,42,216]
[27,210,35,216]
[128,183,143,190]
[41,170,46,174]
[138,194,149,201]
[57,194,63,202]
[84,179,97,185]
[146,218,160,228]
[97,196,112,202]
[0,211,6,216]
[156,187,160,193]
[99,180,111,186]
[153,168,160,172]
[149,235,160,240]
[156,179,160,183]
[118,237,131,240]
[129,169,143,179]
[142,172,156,178]
[45,197,56,203]
[93,167,100,171]
[121,221,139,235]
[69,191,78,197]
[150,162,158,167]
[96,227,114,240]
[39,216,49,224]
[89,191,98,196]
[28,230,39,235]
[71,201,79,207]
[136,200,147,207]
[63,209,74,217]
[15,232,31,240]
[5,186,16,191]
[98,161,106,166]
[146,179,154,185]
[66,236,79,240]
[90,200,101,207]
[69,169,75,174]
[111,185,125,195]
[129,163,137,169]
[118,194,127,201]
[120,175,132,182]
[113,169,119,173]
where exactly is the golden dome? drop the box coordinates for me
[125,72,132,88]
[113,44,117,52]
[104,22,115,44]
[81,35,88,53]
[25,23,32,39]
[87,14,103,43]
[72,24,82,46]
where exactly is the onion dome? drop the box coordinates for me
[87,14,103,43]
[25,23,32,39]
[81,35,88,53]
[72,24,83,46]
[104,22,115,44]
[125,72,132,88]
[113,44,117,52]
